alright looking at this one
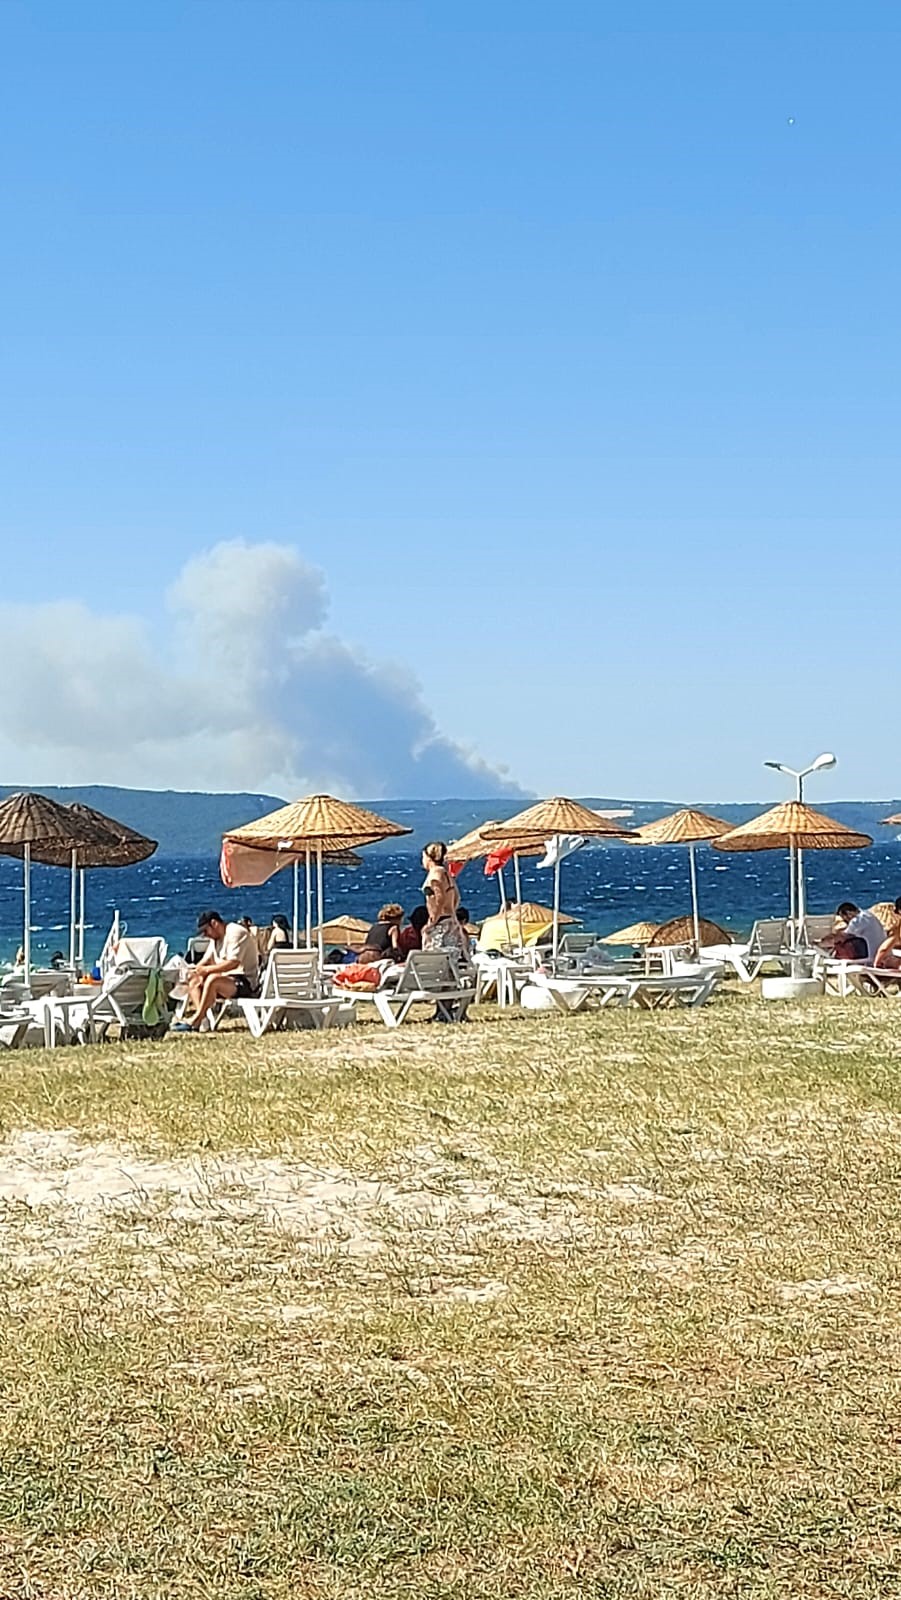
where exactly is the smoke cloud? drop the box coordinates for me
[0,541,523,799]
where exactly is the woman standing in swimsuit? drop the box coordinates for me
[421,841,463,954]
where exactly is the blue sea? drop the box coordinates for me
[4,842,901,965]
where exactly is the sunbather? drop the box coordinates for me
[874,897,901,969]
[359,904,404,964]
[172,909,260,1032]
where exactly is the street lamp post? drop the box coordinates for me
[763,753,837,941]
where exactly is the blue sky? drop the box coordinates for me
[0,1,898,801]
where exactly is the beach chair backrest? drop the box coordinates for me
[114,936,167,970]
[399,952,458,994]
[558,932,597,955]
[747,919,787,956]
[95,970,151,1021]
[799,913,835,948]
[270,949,321,1000]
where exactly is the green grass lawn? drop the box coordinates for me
[2,997,901,1597]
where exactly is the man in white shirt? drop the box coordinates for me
[829,902,885,964]
[173,909,260,1032]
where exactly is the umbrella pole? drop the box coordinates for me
[23,843,31,991]
[316,846,324,965]
[78,868,86,966]
[292,859,299,947]
[796,845,806,931]
[513,853,523,949]
[553,855,561,960]
[689,842,700,957]
[788,842,797,944]
[498,864,507,912]
[69,848,77,970]
[305,849,312,948]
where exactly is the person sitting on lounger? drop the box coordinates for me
[173,909,260,1032]
[828,902,885,963]
[398,904,429,957]
[359,904,404,964]
[874,897,901,970]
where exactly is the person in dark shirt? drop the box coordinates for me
[359,904,404,964]
[398,904,429,957]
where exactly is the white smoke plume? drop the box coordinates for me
[0,541,522,799]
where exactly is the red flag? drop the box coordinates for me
[484,846,513,877]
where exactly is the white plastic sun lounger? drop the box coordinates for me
[353,951,476,1028]
[239,949,347,1036]
[539,968,719,1012]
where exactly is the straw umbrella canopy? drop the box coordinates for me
[483,797,634,841]
[712,802,872,936]
[882,813,901,826]
[312,915,370,950]
[223,795,412,957]
[225,795,412,853]
[447,821,547,864]
[0,792,102,984]
[652,915,733,948]
[482,798,633,957]
[635,807,732,955]
[66,803,157,967]
[599,920,661,946]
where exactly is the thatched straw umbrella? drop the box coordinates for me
[66,802,156,967]
[635,808,731,955]
[483,798,633,957]
[652,915,732,948]
[0,798,157,968]
[311,915,370,951]
[712,802,872,940]
[223,795,412,958]
[0,793,101,985]
[599,920,661,947]
[870,902,899,933]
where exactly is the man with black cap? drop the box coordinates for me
[172,909,260,1032]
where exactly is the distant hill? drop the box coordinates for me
[2,787,900,857]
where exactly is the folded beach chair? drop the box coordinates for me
[356,951,476,1028]
[239,949,348,1036]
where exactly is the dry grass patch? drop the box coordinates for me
[1,997,901,1595]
